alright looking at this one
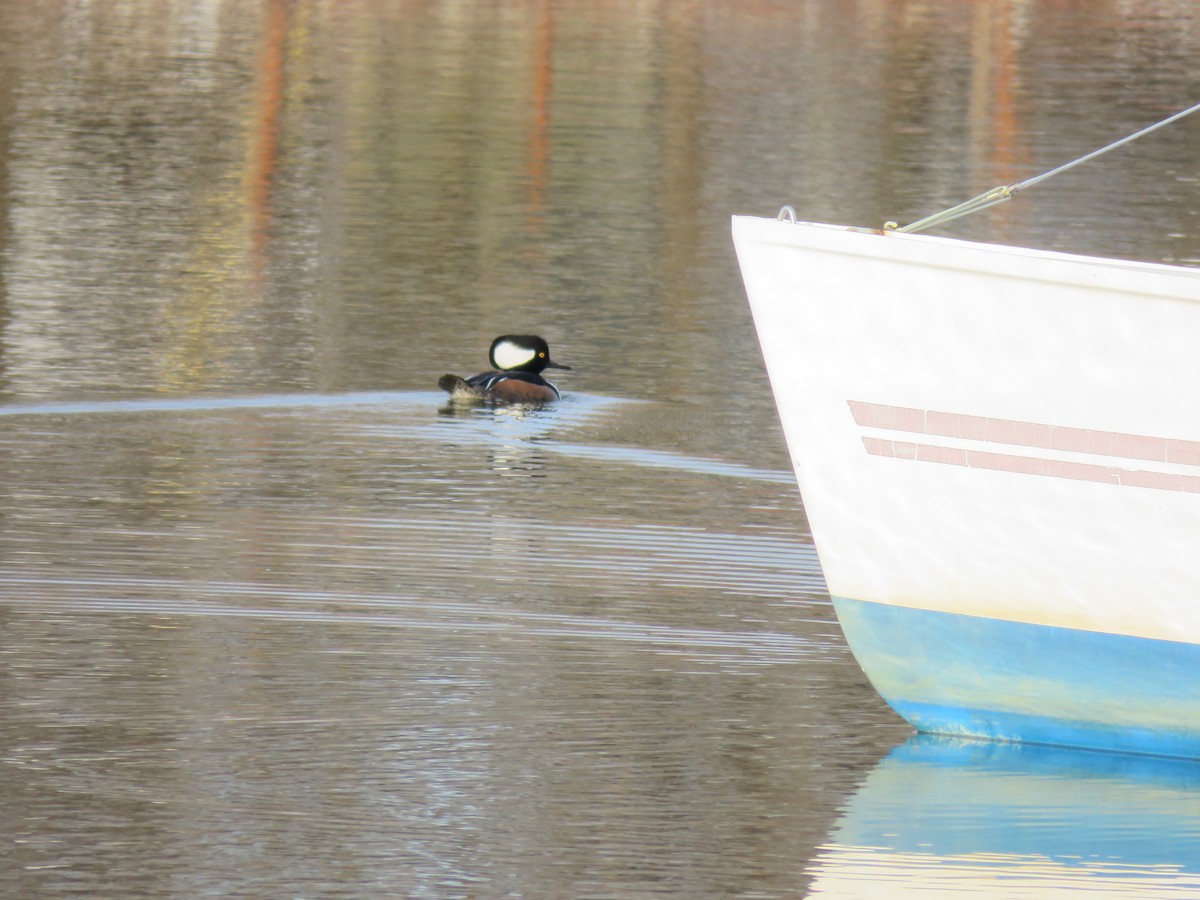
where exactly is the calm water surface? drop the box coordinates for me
[0,1,1199,897]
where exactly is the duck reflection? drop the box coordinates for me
[807,734,1200,898]
[436,400,554,477]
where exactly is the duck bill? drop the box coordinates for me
[545,360,571,370]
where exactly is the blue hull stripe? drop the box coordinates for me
[833,596,1200,758]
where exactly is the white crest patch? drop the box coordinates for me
[492,340,536,370]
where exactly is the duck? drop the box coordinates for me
[438,335,570,404]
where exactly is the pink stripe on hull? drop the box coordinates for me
[861,437,1200,494]
[849,400,1200,466]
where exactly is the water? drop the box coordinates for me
[0,1,1198,896]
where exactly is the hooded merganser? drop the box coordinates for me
[438,335,570,404]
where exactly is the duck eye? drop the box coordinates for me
[539,352,545,358]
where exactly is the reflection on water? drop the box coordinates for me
[809,735,1200,899]
[0,391,888,897]
[0,0,1197,895]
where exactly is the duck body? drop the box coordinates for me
[439,335,569,405]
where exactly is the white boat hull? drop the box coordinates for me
[733,215,1200,757]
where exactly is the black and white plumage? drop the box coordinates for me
[438,335,570,404]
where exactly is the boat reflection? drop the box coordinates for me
[807,734,1200,898]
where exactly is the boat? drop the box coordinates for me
[732,212,1200,759]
